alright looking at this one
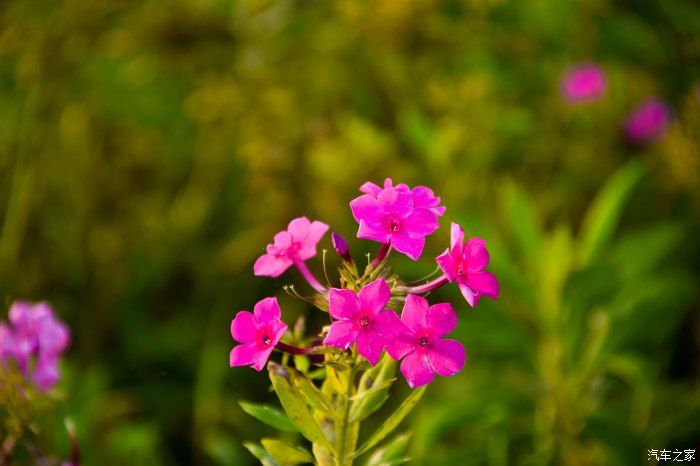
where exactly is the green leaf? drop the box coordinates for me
[355,386,427,457]
[362,433,412,466]
[291,368,333,415]
[244,441,281,466]
[578,160,644,265]
[349,355,396,422]
[239,401,298,433]
[268,362,334,452]
[312,443,335,466]
[261,439,313,465]
[293,355,310,373]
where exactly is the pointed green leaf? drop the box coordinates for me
[355,386,426,457]
[268,362,334,452]
[349,378,396,401]
[362,433,412,466]
[244,442,281,466]
[261,439,313,465]
[578,160,644,265]
[349,355,396,422]
[239,401,298,433]
[291,368,333,415]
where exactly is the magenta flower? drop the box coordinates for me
[350,183,440,261]
[436,223,499,307]
[324,278,404,365]
[624,98,673,143]
[360,178,446,217]
[0,301,70,391]
[254,216,329,292]
[386,294,465,388]
[561,64,606,103]
[230,297,288,371]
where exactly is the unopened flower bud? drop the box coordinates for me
[331,232,351,262]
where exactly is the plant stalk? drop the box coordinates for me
[336,364,357,466]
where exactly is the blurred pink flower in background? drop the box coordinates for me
[561,63,607,103]
[624,98,673,143]
[0,300,70,391]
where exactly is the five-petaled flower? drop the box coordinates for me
[386,294,465,388]
[254,216,329,277]
[324,278,404,365]
[350,181,441,260]
[0,301,70,391]
[436,222,499,307]
[230,297,288,371]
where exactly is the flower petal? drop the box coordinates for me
[403,208,438,236]
[400,351,435,388]
[287,217,311,242]
[377,311,414,360]
[463,237,489,271]
[358,278,391,314]
[377,187,413,215]
[231,311,258,343]
[390,233,425,260]
[357,221,390,243]
[357,330,383,365]
[350,194,383,224]
[328,288,360,320]
[426,303,457,337]
[436,249,457,282]
[230,344,260,367]
[466,271,499,299]
[297,221,329,260]
[426,339,465,377]
[251,347,275,371]
[324,321,358,349]
[33,353,60,391]
[459,283,478,307]
[38,317,70,355]
[450,223,465,250]
[359,181,382,196]
[400,294,429,333]
[254,254,292,277]
[254,297,282,322]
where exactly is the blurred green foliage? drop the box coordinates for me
[0,0,698,464]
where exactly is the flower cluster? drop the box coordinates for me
[230,179,499,388]
[0,300,70,391]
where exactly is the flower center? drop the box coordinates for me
[359,317,369,328]
[262,334,271,346]
[418,337,430,347]
[383,215,402,233]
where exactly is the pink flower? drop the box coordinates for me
[624,98,672,143]
[360,178,446,217]
[436,223,499,307]
[386,294,465,388]
[324,278,405,365]
[350,183,440,260]
[1,301,70,391]
[561,64,606,103]
[230,297,288,371]
[254,217,329,277]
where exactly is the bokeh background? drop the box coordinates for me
[1,0,699,464]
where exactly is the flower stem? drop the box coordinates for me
[336,364,357,466]
[399,275,449,294]
[275,341,313,355]
[294,260,326,293]
[369,242,392,269]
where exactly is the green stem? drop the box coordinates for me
[336,364,357,466]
